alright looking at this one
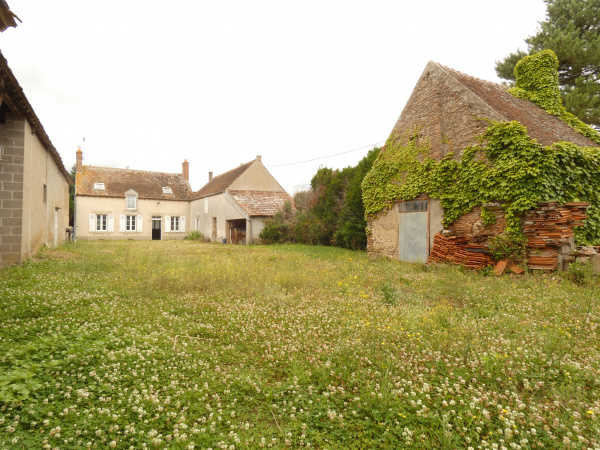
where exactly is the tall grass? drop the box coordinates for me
[0,240,599,449]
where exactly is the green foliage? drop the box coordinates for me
[362,121,600,245]
[488,233,528,262]
[509,50,600,144]
[480,206,497,226]
[495,0,600,129]
[511,50,563,112]
[561,261,597,285]
[260,201,295,244]
[334,149,380,249]
[380,283,397,306]
[185,230,205,240]
[260,149,380,249]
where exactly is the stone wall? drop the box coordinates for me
[367,196,443,260]
[367,203,399,259]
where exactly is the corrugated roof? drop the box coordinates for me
[0,50,70,182]
[192,160,253,199]
[438,63,598,148]
[229,190,293,216]
[76,165,192,200]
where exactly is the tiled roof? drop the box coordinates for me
[192,161,253,199]
[438,63,598,148]
[76,165,192,200]
[0,51,70,181]
[229,190,293,216]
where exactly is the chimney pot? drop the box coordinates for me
[182,159,189,181]
[209,171,213,182]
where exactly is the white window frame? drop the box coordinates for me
[126,215,136,231]
[171,216,180,232]
[96,214,108,231]
[126,195,137,210]
[162,187,173,194]
[93,182,105,190]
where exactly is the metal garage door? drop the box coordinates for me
[398,200,429,263]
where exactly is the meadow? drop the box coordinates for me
[0,240,599,449]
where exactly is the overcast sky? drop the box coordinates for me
[2,0,547,194]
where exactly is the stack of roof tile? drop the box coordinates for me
[523,202,589,270]
[428,234,493,269]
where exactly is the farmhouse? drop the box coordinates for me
[190,156,292,244]
[363,50,600,267]
[0,51,71,268]
[75,153,292,244]
[74,149,192,240]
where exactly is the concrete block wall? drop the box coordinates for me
[0,114,25,267]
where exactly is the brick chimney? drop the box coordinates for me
[182,159,189,181]
[256,155,262,162]
[209,171,213,182]
[76,147,83,173]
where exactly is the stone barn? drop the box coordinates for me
[363,50,600,267]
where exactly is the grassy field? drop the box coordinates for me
[0,240,599,449]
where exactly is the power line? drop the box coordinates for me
[267,141,386,167]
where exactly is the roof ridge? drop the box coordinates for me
[211,160,253,179]
[83,165,184,177]
[434,62,508,91]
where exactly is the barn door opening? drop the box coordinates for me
[227,219,246,244]
[398,199,429,263]
[152,217,162,240]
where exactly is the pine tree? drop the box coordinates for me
[495,0,600,128]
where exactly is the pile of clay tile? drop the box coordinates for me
[428,234,494,269]
[523,202,589,270]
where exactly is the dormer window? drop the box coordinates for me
[94,182,105,190]
[126,195,137,210]
[124,189,138,210]
[162,187,173,194]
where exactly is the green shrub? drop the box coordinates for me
[561,261,597,285]
[185,230,204,240]
[488,232,528,262]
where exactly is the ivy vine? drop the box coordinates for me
[362,50,600,246]
[510,50,600,145]
[362,121,600,245]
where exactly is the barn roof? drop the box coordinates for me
[192,160,254,199]
[437,63,597,148]
[389,61,598,160]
